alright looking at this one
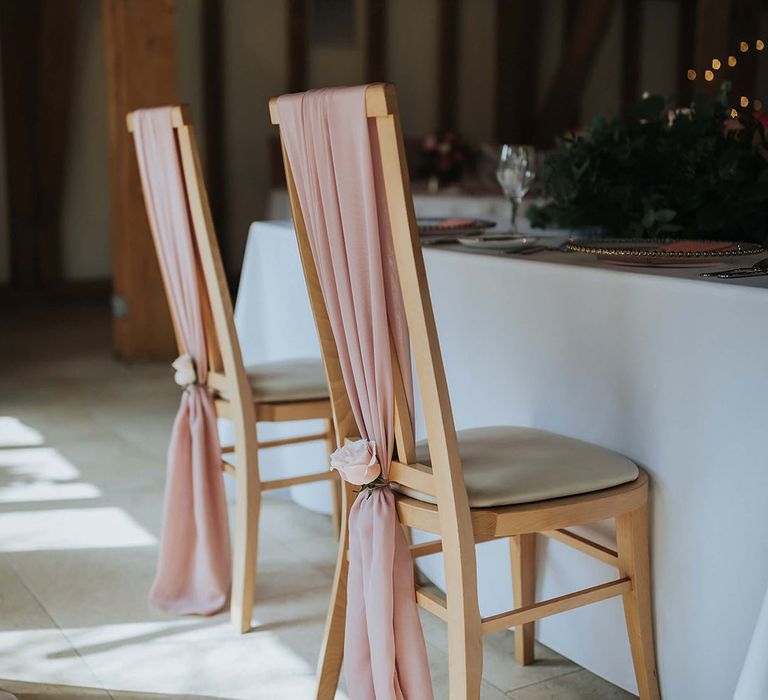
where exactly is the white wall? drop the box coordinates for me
[223,0,288,272]
[388,0,439,137]
[457,0,494,145]
[308,0,367,88]
[641,0,679,98]
[58,0,206,281]
[61,0,110,281]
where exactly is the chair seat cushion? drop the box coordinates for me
[246,358,329,403]
[396,426,639,508]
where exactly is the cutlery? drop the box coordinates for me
[699,257,768,278]
[509,243,567,255]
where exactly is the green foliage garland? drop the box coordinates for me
[528,88,768,243]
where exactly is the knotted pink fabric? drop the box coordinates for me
[131,109,231,615]
[278,88,433,699]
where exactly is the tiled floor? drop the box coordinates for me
[0,303,635,699]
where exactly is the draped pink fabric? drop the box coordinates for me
[278,87,433,699]
[131,108,231,615]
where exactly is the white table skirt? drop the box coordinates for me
[231,220,768,699]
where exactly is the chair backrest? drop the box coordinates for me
[127,106,254,433]
[270,84,472,520]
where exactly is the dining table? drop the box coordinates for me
[223,216,768,699]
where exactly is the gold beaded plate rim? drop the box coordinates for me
[566,239,764,258]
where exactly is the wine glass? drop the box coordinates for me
[496,144,536,234]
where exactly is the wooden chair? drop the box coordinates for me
[271,84,661,699]
[127,106,341,634]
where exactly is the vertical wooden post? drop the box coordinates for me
[495,0,543,144]
[562,0,581,134]
[621,0,642,119]
[0,0,78,292]
[102,0,178,360]
[287,0,307,92]
[534,0,614,145]
[677,0,697,105]
[0,0,40,290]
[366,0,387,83]
[438,0,459,133]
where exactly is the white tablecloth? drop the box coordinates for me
[268,187,516,227]
[233,220,768,699]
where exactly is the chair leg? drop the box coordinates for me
[510,533,536,665]
[324,419,342,538]
[229,432,261,634]
[316,481,353,700]
[616,503,661,700]
[443,533,483,699]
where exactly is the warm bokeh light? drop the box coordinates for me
[730,108,739,118]
[757,39,765,51]
[712,58,721,70]
[687,69,696,80]
[740,41,749,52]
[740,96,750,108]
[704,70,714,81]
[728,55,738,67]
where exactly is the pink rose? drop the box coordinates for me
[330,439,381,485]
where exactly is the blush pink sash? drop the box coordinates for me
[278,88,433,699]
[131,108,231,615]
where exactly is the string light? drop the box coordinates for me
[685,39,765,116]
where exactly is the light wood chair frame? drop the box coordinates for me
[270,83,660,699]
[127,106,341,633]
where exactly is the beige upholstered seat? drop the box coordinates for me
[396,426,639,508]
[246,358,329,403]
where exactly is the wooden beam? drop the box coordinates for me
[621,0,642,118]
[562,0,581,132]
[694,0,732,96]
[677,0,697,105]
[535,0,615,144]
[36,0,80,287]
[0,0,79,291]
[495,0,543,144]
[542,529,619,567]
[481,578,632,635]
[102,0,178,360]
[287,0,307,92]
[365,0,387,82]
[438,0,459,132]
[0,0,40,289]
[202,0,228,266]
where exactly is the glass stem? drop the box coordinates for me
[510,198,519,233]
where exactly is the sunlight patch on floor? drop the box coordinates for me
[0,507,156,552]
[0,447,102,503]
[0,417,45,448]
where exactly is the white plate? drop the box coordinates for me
[457,235,539,251]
